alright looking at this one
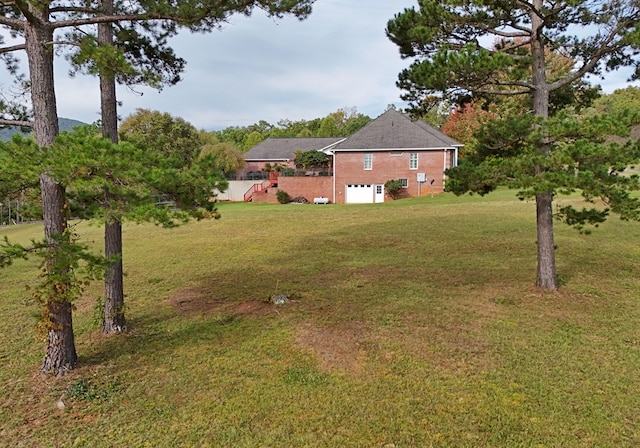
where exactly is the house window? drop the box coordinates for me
[409,153,418,169]
[400,178,408,188]
[364,153,373,170]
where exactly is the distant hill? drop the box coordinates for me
[0,118,87,142]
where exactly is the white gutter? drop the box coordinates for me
[443,149,447,185]
[332,146,448,152]
[320,138,347,154]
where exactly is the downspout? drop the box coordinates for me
[332,151,336,204]
[442,148,447,188]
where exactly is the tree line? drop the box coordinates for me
[211,106,372,151]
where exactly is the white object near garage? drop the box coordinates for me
[345,184,385,203]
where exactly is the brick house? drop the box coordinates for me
[237,109,462,204]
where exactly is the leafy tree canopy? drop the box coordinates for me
[294,150,330,170]
[213,107,372,150]
[119,108,201,166]
[198,131,246,174]
[589,86,640,116]
[441,101,498,158]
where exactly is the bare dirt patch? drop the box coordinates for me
[294,320,371,376]
[171,286,274,317]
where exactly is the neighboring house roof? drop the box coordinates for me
[332,108,462,151]
[245,137,345,161]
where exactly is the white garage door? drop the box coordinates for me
[346,184,374,203]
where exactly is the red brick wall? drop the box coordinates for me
[278,176,332,202]
[251,189,279,204]
[247,150,456,204]
[333,150,453,203]
[251,176,333,204]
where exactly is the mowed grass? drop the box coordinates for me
[1,189,640,447]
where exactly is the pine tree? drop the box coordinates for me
[0,0,313,375]
[387,0,640,290]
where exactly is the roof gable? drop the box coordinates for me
[332,109,462,150]
[244,137,343,160]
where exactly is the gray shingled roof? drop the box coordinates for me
[245,137,344,160]
[332,108,462,150]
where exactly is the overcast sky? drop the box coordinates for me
[54,0,413,130]
[51,0,639,130]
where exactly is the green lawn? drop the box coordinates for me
[2,190,640,447]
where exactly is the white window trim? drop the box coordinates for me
[364,153,373,170]
[409,153,418,170]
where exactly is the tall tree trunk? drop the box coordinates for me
[103,218,125,332]
[535,191,557,289]
[26,18,58,147]
[39,175,76,374]
[530,0,558,290]
[99,2,127,333]
[26,12,78,374]
[40,280,78,374]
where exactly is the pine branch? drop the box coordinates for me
[0,118,32,127]
[0,43,26,54]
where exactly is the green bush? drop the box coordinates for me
[276,190,292,204]
[384,179,404,200]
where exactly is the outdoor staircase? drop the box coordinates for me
[244,172,279,202]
